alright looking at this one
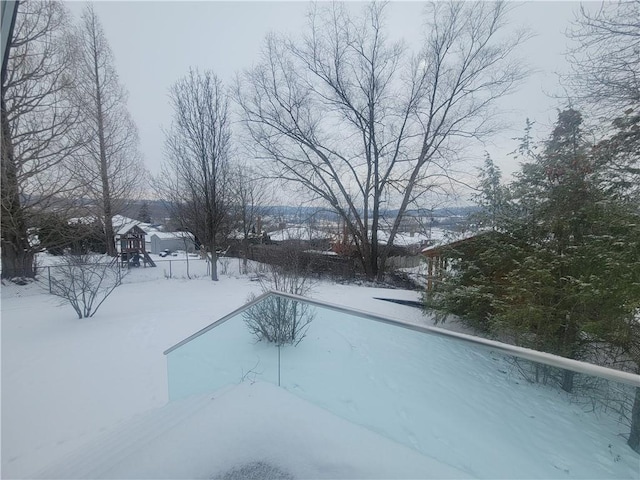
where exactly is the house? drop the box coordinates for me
[149,231,196,254]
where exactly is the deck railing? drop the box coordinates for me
[164,291,640,478]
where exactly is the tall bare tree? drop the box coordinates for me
[1,0,83,278]
[566,0,639,114]
[229,162,272,274]
[73,4,143,256]
[237,1,528,280]
[565,1,640,207]
[159,68,231,281]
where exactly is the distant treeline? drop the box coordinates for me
[120,201,478,225]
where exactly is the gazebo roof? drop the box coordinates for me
[420,230,496,257]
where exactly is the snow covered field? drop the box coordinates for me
[2,257,639,478]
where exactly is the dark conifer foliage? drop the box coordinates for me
[425,109,640,450]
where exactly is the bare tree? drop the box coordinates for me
[565,1,640,210]
[49,254,124,319]
[72,4,144,257]
[566,0,640,113]
[237,1,528,280]
[229,162,272,274]
[159,68,231,281]
[1,0,84,279]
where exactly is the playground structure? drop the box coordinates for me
[117,224,156,268]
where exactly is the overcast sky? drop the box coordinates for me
[66,1,593,191]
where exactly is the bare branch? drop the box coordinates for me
[1,0,87,279]
[49,254,125,318]
[156,68,232,281]
[237,1,528,279]
[565,0,640,113]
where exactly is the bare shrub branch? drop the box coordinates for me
[49,254,124,318]
[243,247,315,346]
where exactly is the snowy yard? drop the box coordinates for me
[2,257,639,479]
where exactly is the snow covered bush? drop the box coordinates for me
[243,292,314,346]
[243,249,314,346]
[49,254,124,318]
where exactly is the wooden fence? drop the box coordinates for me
[385,255,423,270]
[247,245,356,279]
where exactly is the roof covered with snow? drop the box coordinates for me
[377,230,430,246]
[116,222,144,236]
[420,229,493,254]
[150,231,194,240]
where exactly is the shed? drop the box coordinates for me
[421,231,507,290]
[149,232,196,254]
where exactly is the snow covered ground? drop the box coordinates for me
[2,257,639,479]
[37,382,468,479]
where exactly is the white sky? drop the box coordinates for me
[66,1,594,184]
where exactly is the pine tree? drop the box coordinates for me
[137,201,151,223]
[426,108,640,450]
[428,109,640,384]
[471,153,511,231]
[504,110,639,387]
[591,108,640,453]
[427,154,518,332]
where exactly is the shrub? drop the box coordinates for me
[243,247,314,346]
[49,254,124,318]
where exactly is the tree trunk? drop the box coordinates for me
[1,97,35,278]
[209,242,218,281]
[377,245,391,283]
[370,224,380,280]
[1,242,35,279]
[357,235,375,280]
[561,315,578,393]
[629,387,640,454]
[241,236,249,275]
[91,21,116,257]
[561,369,575,393]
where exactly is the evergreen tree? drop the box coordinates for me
[137,201,151,223]
[471,153,511,231]
[593,109,640,202]
[427,108,640,387]
[428,154,518,332]
[426,108,640,450]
